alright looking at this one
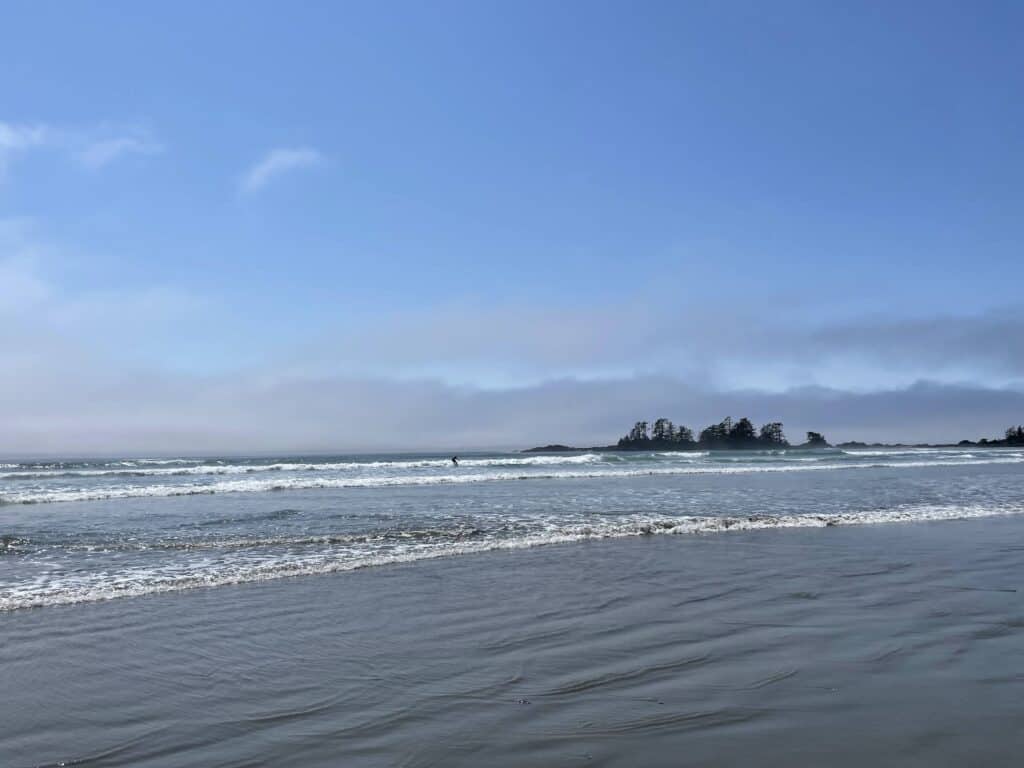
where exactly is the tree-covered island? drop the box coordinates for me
[524,420,1024,453]
[614,417,827,451]
[525,417,828,452]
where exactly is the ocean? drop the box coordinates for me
[2,446,1023,612]
[3,447,1024,765]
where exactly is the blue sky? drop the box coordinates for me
[1,1,1023,452]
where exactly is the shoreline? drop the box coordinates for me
[6,494,1023,613]
[5,517,1024,766]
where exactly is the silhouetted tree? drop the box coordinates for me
[618,421,649,447]
[674,425,695,444]
[652,418,675,442]
[804,431,829,447]
[759,422,787,446]
[699,418,732,448]
[728,417,757,446]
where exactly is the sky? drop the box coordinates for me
[1,0,1023,454]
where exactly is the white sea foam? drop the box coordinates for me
[841,448,961,457]
[132,458,202,465]
[3,454,1023,505]
[3,501,1022,612]
[0,453,609,481]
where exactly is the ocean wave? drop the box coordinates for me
[132,458,204,465]
[841,448,965,457]
[3,501,1021,611]
[0,462,369,480]
[3,455,1023,505]
[0,453,608,481]
[26,526,490,555]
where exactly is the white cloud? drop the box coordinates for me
[0,122,49,151]
[0,121,161,177]
[77,133,163,170]
[241,147,324,193]
[0,122,50,178]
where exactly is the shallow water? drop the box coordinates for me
[3,518,1024,766]
[1,447,1023,610]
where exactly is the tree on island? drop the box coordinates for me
[730,417,758,446]
[758,422,787,447]
[617,416,800,450]
[1006,426,1024,446]
[626,421,649,443]
[804,431,830,448]
[675,425,695,443]
[697,419,729,449]
[652,418,675,442]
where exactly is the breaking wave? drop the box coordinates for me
[2,501,1021,611]
[2,453,1023,505]
[0,453,606,481]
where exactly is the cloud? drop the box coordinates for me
[2,359,1022,455]
[240,147,324,193]
[0,122,49,151]
[76,133,163,170]
[806,311,1024,377]
[0,122,50,178]
[274,300,1024,394]
[3,224,1022,454]
[0,121,161,177]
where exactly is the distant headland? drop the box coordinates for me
[524,418,1024,453]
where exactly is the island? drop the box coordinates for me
[524,418,1024,453]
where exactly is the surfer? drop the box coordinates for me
[451,456,459,466]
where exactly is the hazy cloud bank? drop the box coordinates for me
[3,230,1022,455]
[3,365,1023,456]
[294,301,1024,392]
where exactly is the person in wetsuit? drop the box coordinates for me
[451,456,459,466]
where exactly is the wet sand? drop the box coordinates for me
[4,515,1024,767]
